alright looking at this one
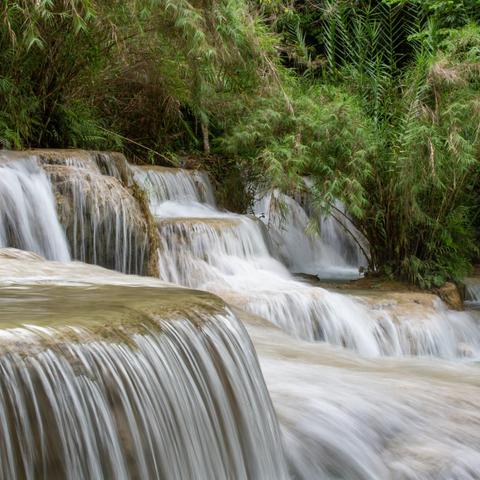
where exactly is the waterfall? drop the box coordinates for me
[1,150,480,480]
[464,277,480,307]
[254,189,366,280]
[133,166,216,213]
[0,153,70,262]
[0,254,288,480]
[38,150,150,274]
[138,166,480,358]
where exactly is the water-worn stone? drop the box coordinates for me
[436,282,463,310]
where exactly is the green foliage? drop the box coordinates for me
[0,0,113,149]
[94,0,278,158]
[0,0,277,154]
[1,0,479,286]
[221,78,375,213]
[228,1,480,286]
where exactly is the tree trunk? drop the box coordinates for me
[201,121,210,154]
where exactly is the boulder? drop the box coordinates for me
[436,282,463,310]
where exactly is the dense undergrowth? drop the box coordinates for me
[1,0,479,286]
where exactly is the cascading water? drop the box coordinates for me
[319,200,367,270]
[0,153,70,262]
[243,313,480,480]
[464,277,480,307]
[38,150,151,274]
[133,165,216,214]
[254,189,366,280]
[1,151,480,480]
[0,253,288,480]
[137,166,480,358]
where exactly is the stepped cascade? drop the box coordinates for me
[136,165,480,358]
[40,150,151,274]
[0,150,153,274]
[0,252,288,480]
[2,0,479,478]
[0,152,477,357]
[0,151,479,480]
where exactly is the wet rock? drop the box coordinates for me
[436,282,463,311]
[45,164,150,274]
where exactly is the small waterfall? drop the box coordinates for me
[254,189,366,280]
[139,166,480,358]
[0,255,288,480]
[0,153,70,262]
[464,277,480,307]
[94,151,133,184]
[35,149,133,185]
[133,166,216,214]
[40,151,150,274]
[319,200,366,268]
[156,216,281,286]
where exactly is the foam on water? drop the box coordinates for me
[1,149,480,480]
[245,316,480,480]
[138,167,480,358]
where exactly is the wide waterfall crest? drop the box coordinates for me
[32,149,133,184]
[0,154,70,262]
[0,256,288,480]
[137,165,480,358]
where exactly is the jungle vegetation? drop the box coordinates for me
[1,0,479,286]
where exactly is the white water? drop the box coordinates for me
[43,152,149,274]
[246,316,480,480]
[0,256,288,479]
[0,154,70,262]
[254,189,366,280]
[133,166,216,214]
[138,167,480,358]
[464,277,480,307]
[0,150,151,273]
[1,152,480,480]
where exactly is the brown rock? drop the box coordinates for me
[436,282,463,311]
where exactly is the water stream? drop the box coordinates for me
[0,153,70,262]
[244,312,480,480]
[0,254,287,479]
[136,165,480,359]
[0,151,479,479]
[254,189,366,280]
